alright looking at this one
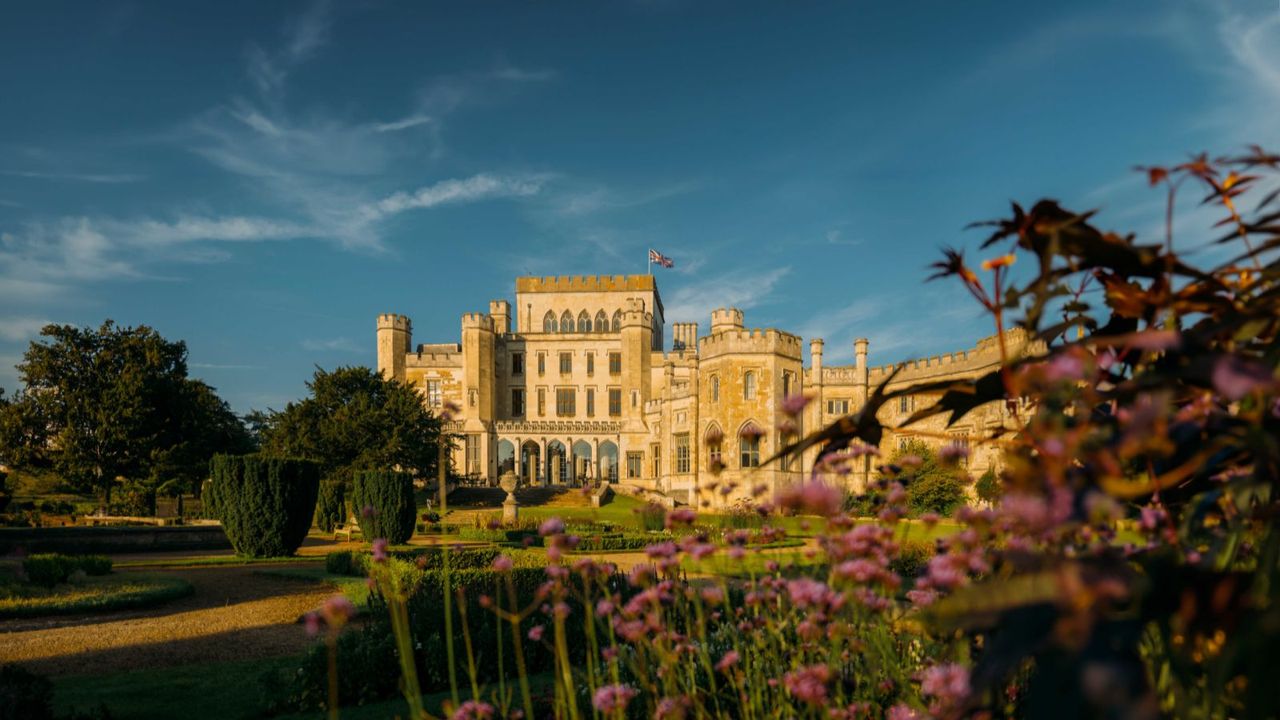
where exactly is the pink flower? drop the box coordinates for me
[886,704,925,720]
[781,393,813,416]
[371,538,389,563]
[303,611,322,637]
[1043,352,1086,382]
[715,649,740,673]
[591,684,637,714]
[783,665,831,705]
[665,507,697,528]
[450,700,495,719]
[654,696,689,720]
[1212,355,1274,401]
[920,662,970,707]
[321,595,356,626]
[778,479,843,517]
[492,554,514,572]
[538,517,565,536]
[527,625,544,641]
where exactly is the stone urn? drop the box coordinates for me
[499,470,520,524]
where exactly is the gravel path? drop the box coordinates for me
[0,565,335,676]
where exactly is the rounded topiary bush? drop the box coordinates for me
[350,470,416,544]
[315,478,346,533]
[206,454,320,557]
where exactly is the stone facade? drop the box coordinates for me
[377,274,1033,507]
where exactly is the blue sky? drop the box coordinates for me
[2,0,1278,412]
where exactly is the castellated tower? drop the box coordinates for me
[376,314,411,383]
[709,307,744,335]
[460,313,496,433]
[489,300,511,335]
[620,298,653,432]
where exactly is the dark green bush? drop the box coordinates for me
[21,554,112,587]
[205,454,320,557]
[889,540,936,579]
[457,526,542,545]
[571,534,654,552]
[349,470,416,544]
[314,479,346,533]
[906,473,968,517]
[0,663,54,720]
[324,546,501,577]
[975,468,1001,506]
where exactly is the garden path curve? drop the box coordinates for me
[0,564,335,676]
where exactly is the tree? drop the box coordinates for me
[974,468,1002,507]
[205,454,320,557]
[887,439,968,516]
[258,366,444,482]
[0,321,249,510]
[350,470,416,543]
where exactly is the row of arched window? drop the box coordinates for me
[543,309,622,334]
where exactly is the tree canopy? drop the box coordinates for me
[0,321,252,508]
[256,366,444,482]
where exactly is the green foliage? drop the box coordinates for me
[639,502,666,531]
[975,468,1002,505]
[350,470,416,544]
[205,454,320,557]
[314,479,345,533]
[0,468,9,514]
[21,554,112,587]
[570,533,655,552]
[888,540,935,579]
[888,440,969,516]
[324,546,501,576]
[255,366,444,481]
[0,574,191,619]
[0,664,54,720]
[0,322,250,509]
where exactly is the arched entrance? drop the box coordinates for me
[547,440,568,484]
[520,441,541,486]
[599,440,619,483]
[572,440,593,486]
[497,440,515,475]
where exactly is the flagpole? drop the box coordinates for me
[647,251,652,276]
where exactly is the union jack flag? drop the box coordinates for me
[648,248,674,268]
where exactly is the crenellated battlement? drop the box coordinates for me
[698,327,802,359]
[460,312,493,331]
[515,275,656,293]
[709,307,745,334]
[377,313,411,332]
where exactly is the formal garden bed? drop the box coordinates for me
[0,555,193,619]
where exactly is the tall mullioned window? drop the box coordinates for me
[608,352,622,375]
[586,352,594,375]
[710,375,719,402]
[626,452,642,479]
[595,310,608,332]
[827,399,849,415]
[578,310,590,332]
[586,388,595,417]
[465,435,479,475]
[556,388,575,417]
[651,445,661,478]
[537,353,546,376]
[612,310,622,332]
[559,352,572,374]
[560,310,574,333]
[899,395,912,414]
[511,388,525,416]
[511,352,523,375]
[542,312,557,333]
[743,371,757,400]
[675,434,690,474]
[608,388,622,416]
[537,388,546,416]
[425,380,442,406]
[742,427,757,468]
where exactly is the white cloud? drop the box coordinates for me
[373,115,434,133]
[0,170,143,183]
[247,0,333,94]
[664,267,791,322]
[302,337,361,353]
[366,174,547,220]
[0,317,51,342]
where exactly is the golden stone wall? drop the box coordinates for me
[376,275,1028,507]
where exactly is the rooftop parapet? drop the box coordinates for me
[698,327,803,359]
[515,274,657,293]
[377,313,411,332]
[461,312,493,331]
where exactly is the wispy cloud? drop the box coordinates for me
[0,317,52,342]
[664,267,791,322]
[246,0,333,94]
[0,169,144,184]
[366,174,547,222]
[302,337,362,353]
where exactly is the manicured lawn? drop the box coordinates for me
[253,566,375,607]
[0,572,193,618]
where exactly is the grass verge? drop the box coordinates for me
[254,566,374,608]
[0,573,192,618]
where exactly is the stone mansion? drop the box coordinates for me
[376,274,1031,506]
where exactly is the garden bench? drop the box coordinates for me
[333,518,361,542]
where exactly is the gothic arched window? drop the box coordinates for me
[578,310,591,333]
[560,311,574,333]
[611,310,622,332]
[595,310,607,333]
[543,311,557,333]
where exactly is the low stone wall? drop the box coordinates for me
[0,524,230,555]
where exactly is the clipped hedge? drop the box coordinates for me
[349,470,416,544]
[21,554,112,588]
[206,454,320,557]
[314,479,346,533]
[325,546,502,577]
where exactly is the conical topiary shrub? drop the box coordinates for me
[315,478,346,533]
[350,470,417,544]
[206,454,320,557]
